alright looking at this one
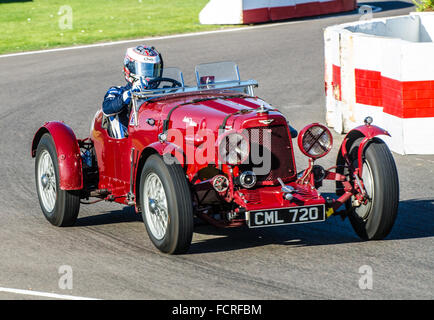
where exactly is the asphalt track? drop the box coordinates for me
[0,1,433,300]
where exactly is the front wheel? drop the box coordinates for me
[139,154,193,254]
[347,138,399,240]
[35,133,80,227]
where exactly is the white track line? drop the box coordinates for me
[0,19,314,59]
[0,287,100,300]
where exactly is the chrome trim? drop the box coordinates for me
[132,79,257,100]
[131,94,139,127]
[239,171,257,189]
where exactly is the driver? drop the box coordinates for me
[102,45,163,138]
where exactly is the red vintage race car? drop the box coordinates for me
[31,62,399,254]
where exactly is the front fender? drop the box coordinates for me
[339,124,390,176]
[31,121,83,190]
[146,141,186,166]
[134,142,186,213]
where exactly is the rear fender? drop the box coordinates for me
[338,124,390,177]
[31,121,83,190]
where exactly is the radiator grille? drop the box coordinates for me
[240,125,295,184]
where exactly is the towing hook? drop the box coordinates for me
[278,177,295,200]
[158,133,167,143]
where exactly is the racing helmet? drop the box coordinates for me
[123,45,163,89]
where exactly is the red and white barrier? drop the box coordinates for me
[325,12,434,154]
[199,0,357,25]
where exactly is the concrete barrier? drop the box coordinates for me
[324,12,434,155]
[199,0,357,25]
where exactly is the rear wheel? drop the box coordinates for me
[139,154,193,254]
[346,138,399,240]
[35,133,80,227]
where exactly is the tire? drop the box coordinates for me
[35,133,80,227]
[139,154,193,254]
[347,138,399,240]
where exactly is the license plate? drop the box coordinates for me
[248,204,325,228]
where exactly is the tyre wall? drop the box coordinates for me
[324,12,434,154]
[199,0,357,25]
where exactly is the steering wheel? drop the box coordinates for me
[146,77,182,89]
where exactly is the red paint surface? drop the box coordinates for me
[89,92,298,203]
[320,0,343,14]
[243,0,356,24]
[332,64,342,101]
[228,97,260,109]
[234,184,325,212]
[355,69,382,107]
[269,6,296,21]
[294,2,321,18]
[353,67,434,118]
[347,125,390,177]
[32,121,83,190]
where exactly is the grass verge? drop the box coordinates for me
[0,0,233,55]
[413,0,434,11]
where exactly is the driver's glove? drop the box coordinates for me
[122,90,133,105]
[133,76,149,91]
[122,77,149,105]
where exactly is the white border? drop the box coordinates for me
[0,286,100,300]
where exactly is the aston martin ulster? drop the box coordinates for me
[31,61,399,254]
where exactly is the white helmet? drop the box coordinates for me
[123,45,163,89]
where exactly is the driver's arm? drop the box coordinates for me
[102,86,130,116]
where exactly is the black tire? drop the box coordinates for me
[35,133,80,227]
[346,138,399,240]
[139,154,193,254]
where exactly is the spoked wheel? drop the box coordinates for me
[143,172,169,241]
[353,160,374,221]
[139,154,193,254]
[37,149,57,212]
[35,133,80,227]
[345,138,399,240]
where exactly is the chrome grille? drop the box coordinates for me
[240,125,295,184]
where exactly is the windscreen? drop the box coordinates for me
[162,67,185,86]
[195,61,240,87]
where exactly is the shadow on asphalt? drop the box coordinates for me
[74,197,434,254]
[189,197,434,254]
[388,198,434,240]
[75,206,142,227]
[361,1,415,12]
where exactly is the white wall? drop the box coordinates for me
[415,12,434,42]
[324,12,434,155]
[199,0,243,25]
